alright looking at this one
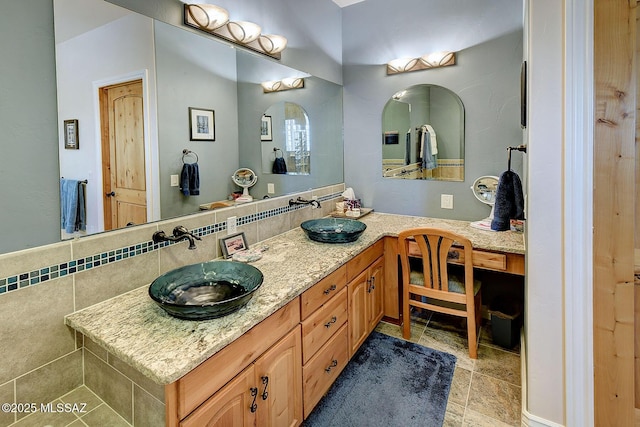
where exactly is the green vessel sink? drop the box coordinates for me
[300,218,367,243]
[148,260,263,320]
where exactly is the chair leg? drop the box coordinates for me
[466,308,478,359]
[402,294,411,340]
[466,294,482,359]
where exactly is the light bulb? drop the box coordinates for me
[186,4,229,31]
[258,34,288,54]
[227,21,262,43]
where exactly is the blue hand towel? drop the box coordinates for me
[60,179,79,233]
[421,129,437,170]
[491,170,525,231]
[180,163,200,196]
[76,181,86,232]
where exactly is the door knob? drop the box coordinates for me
[106,191,115,197]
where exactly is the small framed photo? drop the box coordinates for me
[64,119,79,149]
[261,115,272,141]
[189,107,215,141]
[220,232,249,258]
[383,131,399,145]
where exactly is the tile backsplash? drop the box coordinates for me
[0,183,344,426]
[0,185,343,297]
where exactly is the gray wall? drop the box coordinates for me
[342,0,523,221]
[0,0,60,253]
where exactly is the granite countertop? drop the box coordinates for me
[64,213,524,385]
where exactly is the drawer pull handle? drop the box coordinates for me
[325,359,338,373]
[323,284,337,295]
[261,376,269,400]
[324,316,337,328]
[250,387,258,413]
[367,276,376,293]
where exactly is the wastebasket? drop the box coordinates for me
[489,296,523,349]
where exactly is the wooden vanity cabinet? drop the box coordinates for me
[180,328,302,427]
[181,327,302,427]
[299,265,349,418]
[165,299,302,427]
[166,242,389,426]
[347,240,385,356]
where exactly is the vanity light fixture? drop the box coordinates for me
[184,4,288,59]
[261,77,305,93]
[386,51,456,75]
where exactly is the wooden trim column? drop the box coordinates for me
[594,0,636,424]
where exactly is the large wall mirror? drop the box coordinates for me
[8,0,344,254]
[381,84,464,181]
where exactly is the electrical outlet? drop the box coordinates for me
[170,174,179,187]
[441,194,454,209]
[227,216,237,234]
[267,183,275,194]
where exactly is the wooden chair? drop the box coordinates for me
[397,227,481,359]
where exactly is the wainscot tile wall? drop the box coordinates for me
[0,183,344,426]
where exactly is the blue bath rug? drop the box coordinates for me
[303,331,456,427]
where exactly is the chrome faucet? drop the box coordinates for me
[288,197,321,209]
[152,225,202,250]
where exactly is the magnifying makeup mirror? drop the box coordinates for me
[469,175,499,231]
[232,168,258,203]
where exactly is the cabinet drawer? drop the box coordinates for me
[302,324,349,418]
[346,239,384,282]
[175,299,300,420]
[301,287,347,364]
[448,247,507,271]
[408,241,508,272]
[301,265,347,320]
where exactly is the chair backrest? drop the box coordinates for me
[397,227,474,295]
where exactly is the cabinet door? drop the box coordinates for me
[367,257,385,332]
[180,366,256,427]
[255,327,303,427]
[348,268,369,356]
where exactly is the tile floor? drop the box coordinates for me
[10,311,520,427]
[8,385,130,427]
[375,310,522,427]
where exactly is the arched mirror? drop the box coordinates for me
[261,102,310,176]
[381,84,464,181]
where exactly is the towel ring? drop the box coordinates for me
[506,145,526,171]
[273,147,284,159]
[182,149,198,164]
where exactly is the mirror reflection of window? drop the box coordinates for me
[262,101,310,175]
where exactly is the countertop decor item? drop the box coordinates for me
[148,260,263,320]
[300,218,367,243]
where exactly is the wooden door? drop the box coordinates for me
[100,79,147,230]
[254,327,303,427]
[180,366,256,427]
[367,257,385,332]
[348,269,369,356]
[594,0,636,424]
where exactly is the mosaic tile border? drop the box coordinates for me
[0,192,342,296]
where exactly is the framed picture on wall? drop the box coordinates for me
[220,232,249,258]
[261,115,272,141]
[520,61,527,129]
[189,107,215,141]
[64,119,79,149]
[383,131,399,145]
